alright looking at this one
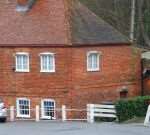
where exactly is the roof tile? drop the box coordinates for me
[0,0,130,46]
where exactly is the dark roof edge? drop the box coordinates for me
[0,42,131,48]
[72,42,131,46]
[70,0,130,44]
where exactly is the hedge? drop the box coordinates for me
[115,96,150,122]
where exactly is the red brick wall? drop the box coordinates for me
[69,46,141,108]
[0,47,70,109]
[0,45,141,115]
[143,78,150,95]
[0,0,69,45]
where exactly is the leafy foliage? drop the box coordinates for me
[115,96,150,122]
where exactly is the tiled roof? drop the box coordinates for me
[70,1,129,45]
[0,0,130,46]
[0,0,69,45]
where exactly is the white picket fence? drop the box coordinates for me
[144,105,150,126]
[87,104,117,123]
[7,103,150,126]
[7,104,117,123]
[7,105,87,122]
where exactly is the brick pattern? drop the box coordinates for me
[69,46,141,108]
[0,0,141,119]
[17,0,28,5]
[143,78,150,95]
[0,0,69,45]
[0,46,141,112]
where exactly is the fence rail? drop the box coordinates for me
[6,105,87,122]
[4,104,117,123]
[87,104,117,123]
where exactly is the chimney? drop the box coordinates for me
[16,0,37,12]
[17,0,28,6]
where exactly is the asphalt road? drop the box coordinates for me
[0,121,150,135]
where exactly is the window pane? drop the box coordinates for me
[16,54,28,71]
[43,56,47,70]
[49,56,53,70]
[92,54,98,68]
[88,53,99,71]
[41,54,54,72]
[16,56,22,70]
[88,55,90,69]
[23,55,28,70]
[18,99,30,117]
[43,100,55,118]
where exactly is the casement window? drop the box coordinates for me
[15,52,29,72]
[41,99,56,120]
[16,98,30,118]
[40,53,55,73]
[87,51,100,71]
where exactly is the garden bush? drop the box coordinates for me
[115,96,150,122]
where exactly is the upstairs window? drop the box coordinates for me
[40,53,55,73]
[87,51,100,71]
[15,52,29,72]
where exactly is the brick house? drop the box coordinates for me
[0,0,141,119]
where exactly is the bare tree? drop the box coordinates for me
[137,0,150,47]
[80,0,150,48]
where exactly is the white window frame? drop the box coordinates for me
[41,99,56,120]
[87,51,100,72]
[15,52,29,72]
[16,98,31,118]
[40,52,55,73]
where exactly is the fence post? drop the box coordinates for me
[62,105,66,121]
[10,106,15,122]
[35,105,40,122]
[144,105,150,126]
[87,104,94,123]
[87,104,90,122]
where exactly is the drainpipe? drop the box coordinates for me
[130,0,136,42]
[141,59,144,96]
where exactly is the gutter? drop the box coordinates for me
[0,43,131,48]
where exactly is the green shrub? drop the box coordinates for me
[95,117,116,122]
[115,96,150,122]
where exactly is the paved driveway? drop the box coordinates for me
[0,121,150,135]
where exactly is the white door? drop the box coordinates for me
[41,99,56,120]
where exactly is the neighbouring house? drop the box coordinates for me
[142,51,150,95]
[0,0,141,119]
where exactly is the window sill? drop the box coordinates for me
[40,70,55,73]
[87,69,100,72]
[16,115,30,118]
[41,116,56,120]
[15,70,30,73]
